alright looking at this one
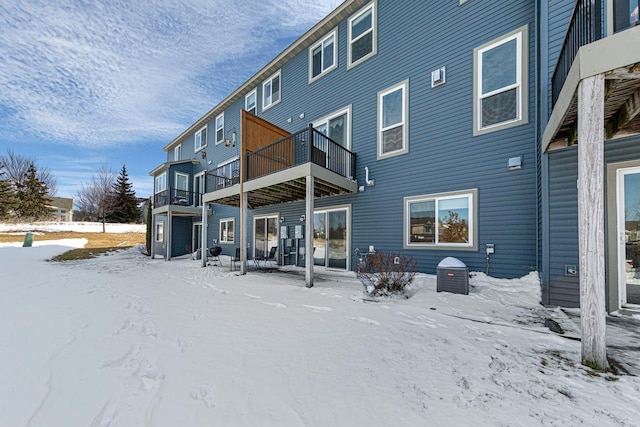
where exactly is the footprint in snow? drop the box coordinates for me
[262,302,286,308]
[190,385,216,408]
[346,316,380,325]
[302,305,333,312]
[403,319,437,329]
[244,293,261,299]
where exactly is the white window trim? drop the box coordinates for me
[194,171,205,206]
[377,80,409,160]
[217,156,239,168]
[245,88,257,115]
[219,217,235,244]
[347,1,377,69]
[312,105,352,150]
[313,204,351,271]
[215,113,225,145]
[174,144,182,161]
[155,221,164,242]
[155,172,167,194]
[309,28,338,83]
[403,189,478,251]
[195,125,207,152]
[253,213,279,259]
[473,25,528,136]
[262,70,281,112]
[174,172,189,192]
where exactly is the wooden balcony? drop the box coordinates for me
[544,0,640,150]
[153,187,203,216]
[204,111,357,209]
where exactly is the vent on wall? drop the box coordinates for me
[431,66,446,88]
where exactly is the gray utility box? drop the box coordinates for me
[437,257,469,295]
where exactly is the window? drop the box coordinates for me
[309,29,337,82]
[219,218,234,244]
[174,144,182,161]
[194,172,205,206]
[348,2,376,68]
[404,190,477,249]
[154,173,166,194]
[195,126,207,151]
[245,88,257,115]
[262,70,281,111]
[215,113,224,144]
[474,26,528,135]
[378,80,408,159]
[313,106,351,149]
[155,222,164,242]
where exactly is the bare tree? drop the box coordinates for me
[75,165,116,232]
[0,149,58,195]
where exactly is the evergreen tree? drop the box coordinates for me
[15,163,51,220]
[107,165,140,223]
[0,164,17,219]
[145,197,153,255]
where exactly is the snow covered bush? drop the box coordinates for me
[357,251,417,297]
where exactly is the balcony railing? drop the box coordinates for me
[552,0,639,106]
[552,0,603,106]
[246,125,356,181]
[206,160,240,192]
[154,187,202,209]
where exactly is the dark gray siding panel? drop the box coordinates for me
[547,147,579,307]
[546,136,640,307]
[172,216,193,257]
[207,204,241,257]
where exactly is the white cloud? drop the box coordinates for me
[0,0,339,147]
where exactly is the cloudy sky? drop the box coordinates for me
[0,0,340,198]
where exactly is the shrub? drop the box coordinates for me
[357,250,417,297]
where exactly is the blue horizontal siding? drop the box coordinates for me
[546,136,640,307]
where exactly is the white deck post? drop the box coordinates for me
[241,192,248,275]
[305,175,314,288]
[166,208,172,261]
[201,202,208,267]
[578,73,608,370]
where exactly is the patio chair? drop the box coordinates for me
[230,247,241,271]
[256,246,277,269]
[208,246,223,266]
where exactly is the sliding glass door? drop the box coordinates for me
[313,207,349,269]
[254,215,278,260]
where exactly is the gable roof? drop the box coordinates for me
[163,0,368,152]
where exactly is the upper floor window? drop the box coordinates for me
[404,189,477,250]
[262,70,281,111]
[174,144,182,161]
[245,88,257,115]
[313,106,351,149]
[474,26,528,135]
[378,80,408,159]
[195,126,207,151]
[215,113,224,144]
[348,2,376,68]
[309,29,337,82]
[154,173,166,194]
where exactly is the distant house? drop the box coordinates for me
[48,197,73,222]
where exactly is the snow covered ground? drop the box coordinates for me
[1,240,639,426]
[0,222,145,233]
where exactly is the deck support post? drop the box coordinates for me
[578,73,609,371]
[240,191,248,275]
[166,207,172,261]
[305,175,314,288]
[201,202,208,267]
